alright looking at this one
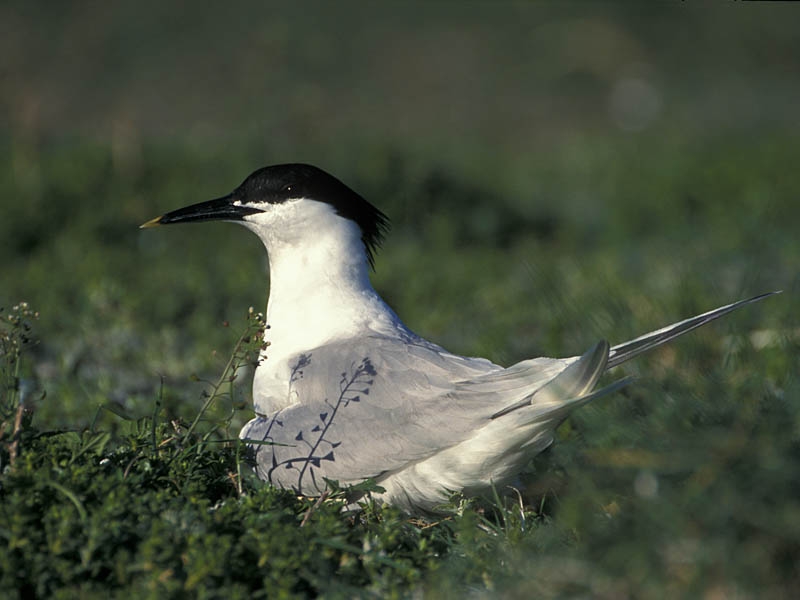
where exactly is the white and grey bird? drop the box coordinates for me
[142,163,776,513]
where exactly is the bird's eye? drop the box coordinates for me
[283,185,293,193]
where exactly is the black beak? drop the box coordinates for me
[140,194,263,229]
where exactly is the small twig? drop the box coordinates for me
[227,471,241,496]
[300,491,330,527]
[185,347,241,439]
[408,516,451,529]
[184,320,262,441]
[123,455,140,479]
[8,402,24,467]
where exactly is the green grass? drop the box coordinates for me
[1,133,798,597]
[2,5,800,596]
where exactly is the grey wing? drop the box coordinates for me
[240,336,602,496]
[241,337,498,494]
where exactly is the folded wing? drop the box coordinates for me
[241,335,598,495]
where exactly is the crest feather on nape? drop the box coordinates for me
[234,163,390,268]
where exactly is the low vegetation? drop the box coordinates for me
[1,133,798,597]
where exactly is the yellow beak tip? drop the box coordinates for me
[140,216,164,229]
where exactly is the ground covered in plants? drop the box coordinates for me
[2,4,800,598]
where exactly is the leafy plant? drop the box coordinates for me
[0,302,39,470]
[0,307,457,597]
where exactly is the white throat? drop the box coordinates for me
[241,199,407,412]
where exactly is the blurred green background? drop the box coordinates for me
[1,2,799,595]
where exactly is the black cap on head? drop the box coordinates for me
[142,163,390,268]
[233,164,390,267]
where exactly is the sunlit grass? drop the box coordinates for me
[0,134,798,596]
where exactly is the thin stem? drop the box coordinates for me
[184,327,252,441]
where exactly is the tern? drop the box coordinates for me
[142,163,776,513]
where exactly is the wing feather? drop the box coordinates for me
[242,335,580,494]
